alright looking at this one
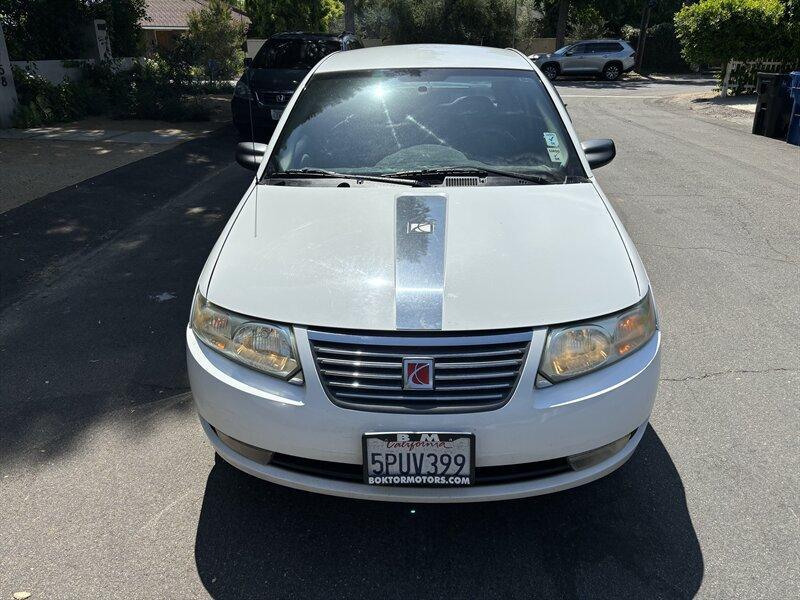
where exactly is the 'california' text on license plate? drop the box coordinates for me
[363,432,475,486]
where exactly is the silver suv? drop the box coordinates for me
[530,40,636,81]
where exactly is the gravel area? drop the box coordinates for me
[664,92,758,131]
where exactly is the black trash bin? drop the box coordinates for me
[752,72,793,139]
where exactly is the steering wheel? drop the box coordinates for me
[458,126,519,159]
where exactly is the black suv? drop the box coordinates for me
[232,31,363,139]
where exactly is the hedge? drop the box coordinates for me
[674,0,795,67]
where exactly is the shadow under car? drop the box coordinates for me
[194,425,703,599]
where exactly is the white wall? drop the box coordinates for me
[0,24,18,128]
[11,60,86,83]
[10,57,137,84]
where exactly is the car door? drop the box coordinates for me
[560,44,590,73]
[584,43,608,71]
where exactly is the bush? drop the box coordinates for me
[180,0,247,81]
[11,57,211,128]
[121,57,210,121]
[79,59,133,114]
[674,0,787,68]
[624,22,689,73]
[11,66,86,127]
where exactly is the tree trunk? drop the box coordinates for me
[635,2,652,72]
[512,0,518,48]
[344,0,355,34]
[555,0,569,49]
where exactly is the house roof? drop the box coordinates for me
[142,0,250,30]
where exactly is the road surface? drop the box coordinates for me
[1,77,798,599]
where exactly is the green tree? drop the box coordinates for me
[569,5,607,39]
[245,0,344,38]
[782,0,800,61]
[1,0,89,59]
[623,22,688,72]
[182,0,247,80]
[93,0,148,57]
[347,0,535,47]
[555,0,568,47]
[674,0,790,69]
[0,0,145,60]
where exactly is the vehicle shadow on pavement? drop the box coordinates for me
[0,126,251,466]
[194,425,703,599]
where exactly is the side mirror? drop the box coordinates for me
[236,142,267,171]
[244,57,252,68]
[581,139,616,169]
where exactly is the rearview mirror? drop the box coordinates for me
[244,57,252,68]
[236,142,267,171]
[581,139,616,169]
[565,51,574,56]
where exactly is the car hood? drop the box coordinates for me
[206,183,641,331]
[244,68,307,91]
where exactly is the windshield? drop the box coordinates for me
[268,68,585,181]
[252,38,341,70]
[553,45,572,55]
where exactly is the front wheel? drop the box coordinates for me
[602,63,622,81]
[541,63,559,80]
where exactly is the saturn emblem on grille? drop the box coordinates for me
[276,94,286,103]
[403,358,434,390]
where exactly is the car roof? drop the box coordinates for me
[574,39,627,44]
[316,44,532,73]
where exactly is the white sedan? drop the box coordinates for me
[187,44,661,502]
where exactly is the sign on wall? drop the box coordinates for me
[0,23,19,128]
[89,20,111,60]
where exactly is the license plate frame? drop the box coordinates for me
[362,432,475,487]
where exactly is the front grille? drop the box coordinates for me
[307,329,531,413]
[270,452,570,485]
[255,90,292,105]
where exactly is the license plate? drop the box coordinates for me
[270,109,283,120]
[363,432,475,486]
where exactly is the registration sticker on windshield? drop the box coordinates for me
[543,132,560,147]
[547,147,565,164]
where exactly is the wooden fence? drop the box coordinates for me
[721,59,799,97]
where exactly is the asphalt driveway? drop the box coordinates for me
[1,79,798,599]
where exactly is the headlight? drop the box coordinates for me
[539,291,657,384]
[233,80,251,99]
[191,290,300,380]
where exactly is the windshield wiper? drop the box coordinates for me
[385,166,557,185]
[269,168,425,187]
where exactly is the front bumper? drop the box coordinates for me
[188,327,661,502]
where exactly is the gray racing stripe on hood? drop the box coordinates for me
[395,194,447,330]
